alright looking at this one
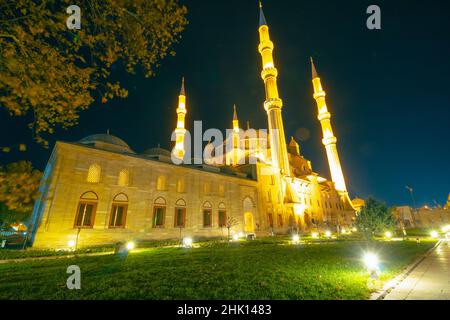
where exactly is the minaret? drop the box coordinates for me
[173,77,187,161]
[310,58,347,193]
[231,104,240,165]
[258,2,291,176]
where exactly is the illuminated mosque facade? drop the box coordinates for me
[30,4,356,248]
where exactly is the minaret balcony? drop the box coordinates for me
[264,98,283,111]
[258,41,274,53]
[313,91,326,99]
[261,67,278,80]
[322,136,337,146]
[317,112,331,121]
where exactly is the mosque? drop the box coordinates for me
[30,4,356,248]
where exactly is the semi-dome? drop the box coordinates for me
[79,133,135,154]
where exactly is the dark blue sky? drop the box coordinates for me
[1,0,449,207]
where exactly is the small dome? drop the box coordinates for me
[143,147,171,157]
[79,134,134,153]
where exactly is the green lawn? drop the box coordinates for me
[0,239,435,300]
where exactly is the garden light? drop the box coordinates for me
[126,241,135,250]
[442,225,450,233]
[352,227,357,232]
[311,232,319,239]
[232,234,239,241]
[67,240,76,248]
[384,231,392,239]
[325,230,332,238]
[363,252,379,271]
[430,231,439,239]
[292,234,300,244]
[341,228,347,234]
[182,237,193,248]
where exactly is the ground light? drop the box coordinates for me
[126,241,135,250]
[385,231,392,239]
[325,230,332,238]
[363,252,380,279]
[232,234,239,241]
[67,240,76,250]
[442,225,450,233]
[352,227,357,232]
[311,232,319,239]
[430,230,439,239]
[341,228,347,234]
[182,237,193,248]
[292,234,300,244]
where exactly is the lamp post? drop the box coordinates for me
[406,186,418,226]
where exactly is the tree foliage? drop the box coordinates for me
[0,0,188,145]
[355,197,396,239]
[0,161,42,213]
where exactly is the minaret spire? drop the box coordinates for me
[259,1,267,26]
[311,60,348,193]
[180,76,185,95]
[310,57,318,79]
[172,77,187,161]
[257,3,290,176]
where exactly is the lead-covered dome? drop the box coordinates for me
[79,134,135,154]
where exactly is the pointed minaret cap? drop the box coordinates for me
[233,104,238,121]
[289,136,298,146]
[259,1,267,26]
[310,57,319,79]
[180,77,185,96]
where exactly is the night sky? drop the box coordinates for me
[1,0,449,207]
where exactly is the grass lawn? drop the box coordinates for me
[0,239,435,300]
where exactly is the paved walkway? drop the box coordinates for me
[384,240,450,300]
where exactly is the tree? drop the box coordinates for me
[0,161,42,213]
[225,216,239,240]
[0,0,188,145]
[355,197,396,240]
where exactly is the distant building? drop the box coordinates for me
[29,5,356,249]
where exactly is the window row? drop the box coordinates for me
[86,165,226,196]
[74,192,228,229]
[87,164,129,186]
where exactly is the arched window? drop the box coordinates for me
[243,197,254,211]
[87,164,101,183]
[203,201,212,227]
[109,193,128,228]
[74,192,98,228]
[218,203,226,227]
[174,198,186,228]
[156,175,166,191]
[153,197,166,227]
[176,178,185,193]
[118,169,129,187]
